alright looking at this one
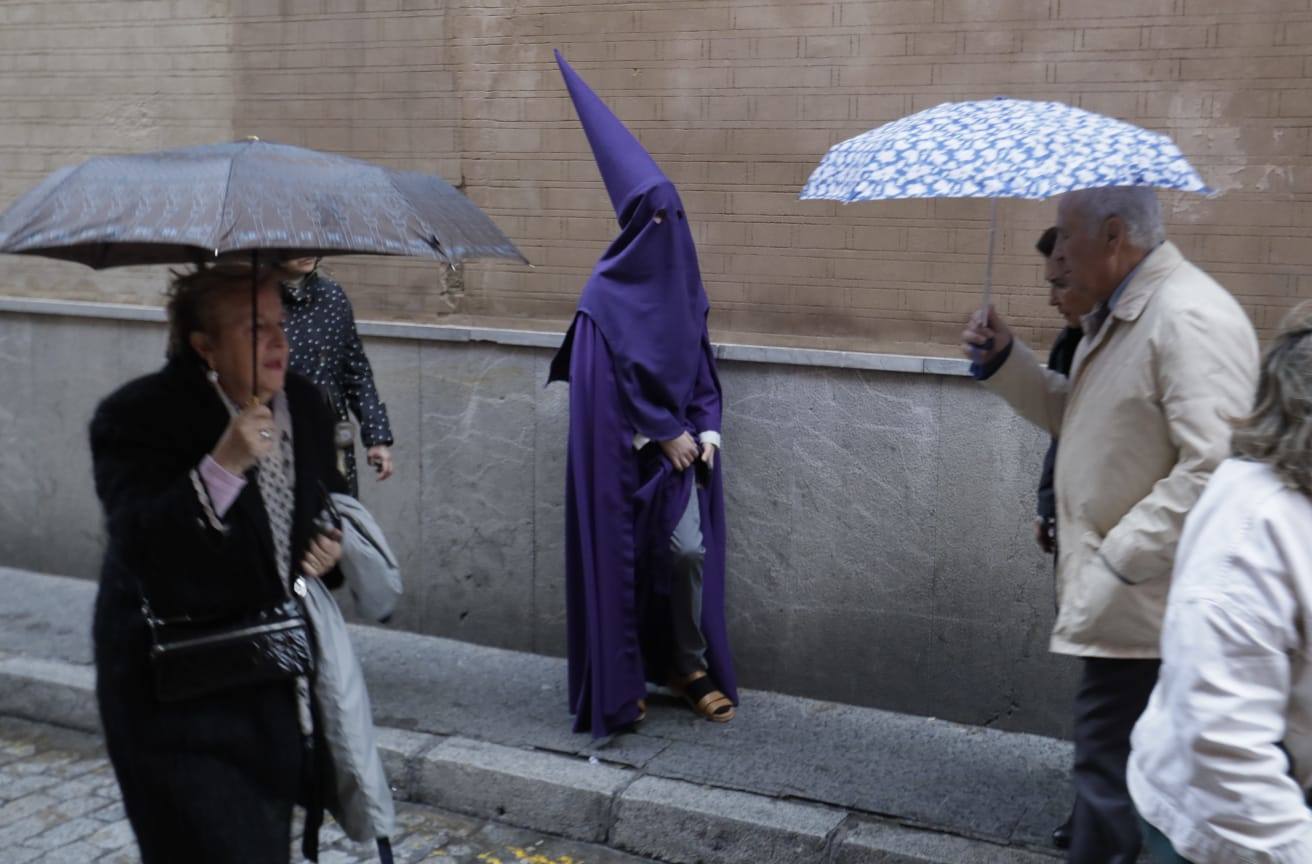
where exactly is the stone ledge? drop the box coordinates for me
[0,296,973,377]
[611,775,847,864]
[415,736,635,843]
[373,726,443,802]
[0,651,1063,864]
[0,654,98,735]
[834,819,1058,863]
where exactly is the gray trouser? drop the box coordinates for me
[670,490,707,677]
[1070,658,1161,864]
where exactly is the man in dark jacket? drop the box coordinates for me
[281,257,395,496]
[1035,225,1093,851]
[1034,226,1090,556]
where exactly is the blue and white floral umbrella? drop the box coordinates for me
[801,98,1211,305]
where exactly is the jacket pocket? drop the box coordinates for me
[1095,550,1139,585]
[1064,531,1168,652]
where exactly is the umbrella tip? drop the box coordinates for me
[242,135,260,142]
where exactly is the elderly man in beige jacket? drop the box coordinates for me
[962,186,1258,864]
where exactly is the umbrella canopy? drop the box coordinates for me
[800,98,1210,312]
[801,98,1210,203]
[0,138,526,268]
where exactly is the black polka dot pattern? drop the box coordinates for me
[283,271,394,494]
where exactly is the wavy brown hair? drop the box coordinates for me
[1232,303,1312,495]
[165,262,279,361]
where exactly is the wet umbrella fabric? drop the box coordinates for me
[0,138,526,268]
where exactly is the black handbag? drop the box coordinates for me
[143,594,314,703]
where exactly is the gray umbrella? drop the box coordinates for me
[0,138,526,268]
[0,138,527,397]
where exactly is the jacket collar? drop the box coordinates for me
[282,272,316,305]
[1075,241,1181,364]
[1105,241,1180,325]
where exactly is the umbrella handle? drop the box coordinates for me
[251,249,259,404]
[967,197,999,362]
[982,195,997,312]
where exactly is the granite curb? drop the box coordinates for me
[0,650,1058,863]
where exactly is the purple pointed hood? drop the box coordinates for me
[554,50,668,219]
[549,51,713,441]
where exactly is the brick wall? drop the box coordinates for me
[2,0,1311,354]
[0,0,237,308]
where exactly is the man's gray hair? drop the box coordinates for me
[1067,185,1166,249]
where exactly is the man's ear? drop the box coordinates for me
[1104,215,1126,254]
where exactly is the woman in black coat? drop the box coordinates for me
[91,264,347,863]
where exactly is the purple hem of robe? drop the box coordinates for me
[562,314,737,738]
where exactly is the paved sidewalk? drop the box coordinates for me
[0,566,1070,863]
[0,715,657,864]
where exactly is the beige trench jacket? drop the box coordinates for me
[985,241,1259,657]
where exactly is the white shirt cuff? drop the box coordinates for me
[632,431,722,451]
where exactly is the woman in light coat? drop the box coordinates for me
[1129,306,1312,864]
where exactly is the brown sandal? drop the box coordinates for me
[670,671,735,722]
[635,698,647,723]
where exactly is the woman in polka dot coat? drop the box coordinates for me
[281,257,394,496]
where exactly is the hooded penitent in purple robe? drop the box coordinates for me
[548,51,737,738]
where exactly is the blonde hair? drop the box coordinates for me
[1232,303,1312,495]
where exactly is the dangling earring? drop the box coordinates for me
[206,368,219,385]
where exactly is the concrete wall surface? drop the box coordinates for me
[0,305,1077,737]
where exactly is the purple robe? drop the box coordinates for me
[561,314,735,737]
[550,50,737,738]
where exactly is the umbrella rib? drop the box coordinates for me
[382,171,451,265]
[45,158,95,210]
[14,159,97,251]
[213,140,245,253]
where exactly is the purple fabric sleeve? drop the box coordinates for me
[198,455,246,518]
[685,330,722,437]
